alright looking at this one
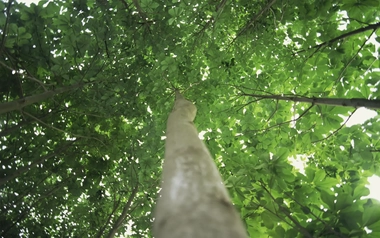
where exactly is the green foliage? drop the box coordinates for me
[0,0,379,237]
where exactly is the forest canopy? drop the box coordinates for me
[0,0,380,237]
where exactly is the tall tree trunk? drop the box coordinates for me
[153,91,247,238]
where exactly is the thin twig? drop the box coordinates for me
[334,30,376,86]
[312,108,357,143]
[0,61,50,90]
[23,111,106,146]
[295,21,380,54]
[231,0,277,44]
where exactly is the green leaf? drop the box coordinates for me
[276,178,288,191]
[353,186,370,199]
[363,0,380,7]
[363,199,380,226]
[315,177,338,190]
[335,193,353,210]
[368,220,380,233]
[274,147,289,162]
[301,206,311,214]
[313,170,325,183]
[261,211,275,229]
[168,8,176,16]
[320,190,335,209]
[347,90,364,98]
[305,166,315,182]
[275,226,285,237]
[9,23,18,33]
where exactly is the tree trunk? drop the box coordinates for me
[153,91,247,238]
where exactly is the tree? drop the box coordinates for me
[153,91,247,238]
[1,0,380,237]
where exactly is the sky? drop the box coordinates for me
[14,0,380,201]
[345,108,379,201]
[18,0,38,5]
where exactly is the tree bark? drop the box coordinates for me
[153,91,247,238]
[0,83,83,115]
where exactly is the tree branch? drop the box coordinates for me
[0,83,84,115]
[241,93,380,109]
[232,0,277,43]
[295,21,380,54]
[106,184,139,238]
[0,140,77,186]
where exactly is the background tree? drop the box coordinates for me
[0,0,379,237]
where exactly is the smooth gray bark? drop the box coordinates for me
[153,91,247,238]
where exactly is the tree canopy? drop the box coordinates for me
[0,0,379,237]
